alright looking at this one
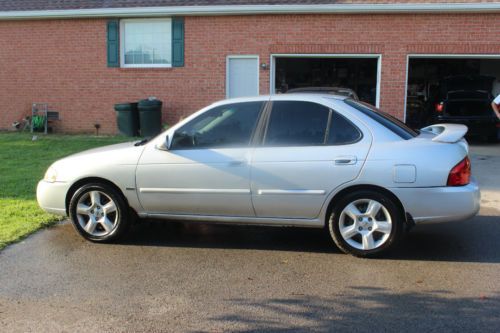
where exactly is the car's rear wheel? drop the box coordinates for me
[328,190,404,257]
[69,183,130,242]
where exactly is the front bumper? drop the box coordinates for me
[36,180,70,216]
[390,177,480,224]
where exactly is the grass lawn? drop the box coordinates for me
[0,132,131,250]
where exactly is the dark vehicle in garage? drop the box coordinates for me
[431,75,500,141]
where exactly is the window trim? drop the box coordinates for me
[323,109,333,145]
[120,18,173,69]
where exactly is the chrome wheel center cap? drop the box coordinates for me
[359,218,371,227]
[94,207,103,218]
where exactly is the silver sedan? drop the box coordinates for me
[37,94,480,257]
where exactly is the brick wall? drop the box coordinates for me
[0,13,499,134]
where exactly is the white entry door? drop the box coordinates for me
[226,56,259,98]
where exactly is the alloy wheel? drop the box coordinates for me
[76,190,119,237]
[338,199,393,251]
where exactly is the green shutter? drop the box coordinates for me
[107,20,120,68]
[172,17,184,67]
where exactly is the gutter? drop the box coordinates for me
[0,3,500,20]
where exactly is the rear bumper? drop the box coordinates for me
[390,177,480,224]
[36,180,70,216]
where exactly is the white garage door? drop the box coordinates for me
[226,56,259,98]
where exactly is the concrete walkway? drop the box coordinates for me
[470,142,500,210]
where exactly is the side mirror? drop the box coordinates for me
[155,135,171,151]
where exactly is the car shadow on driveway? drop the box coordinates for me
[206,287,500,332]
[123,220,338,254]
[118,213,500,263]
[386,216,500,263]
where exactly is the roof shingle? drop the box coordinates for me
[0,0,496,13]
[0,1,342,12]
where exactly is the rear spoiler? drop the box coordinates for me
[420,124,468,143]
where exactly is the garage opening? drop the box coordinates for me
[406,57,500,129]
[273,56,380,106]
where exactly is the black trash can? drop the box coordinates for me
[138,99,163,137]
[114,102,139,137]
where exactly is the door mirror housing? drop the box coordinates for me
[155,135,171,151]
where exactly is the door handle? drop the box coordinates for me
[228,160,246,166]
[334,156,357,165]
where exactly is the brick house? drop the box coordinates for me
[1,0,500,134]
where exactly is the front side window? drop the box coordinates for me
[121,19,172,67]
[171,102,264,149]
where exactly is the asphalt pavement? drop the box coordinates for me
[1,143,499,332]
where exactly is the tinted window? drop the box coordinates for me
[328,111,362,145]
[345,99,418,140]
[265,101,329,146]
[171,101,263,149]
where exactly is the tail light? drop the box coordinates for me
[447,157,471,186]
[435,102,444,113]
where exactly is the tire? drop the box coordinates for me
[69,183,130,242]
[328,190,404,258]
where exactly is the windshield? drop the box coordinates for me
[345,99,419,140]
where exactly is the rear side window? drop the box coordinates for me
[265,101,329,146]
[264,101,362,146]
[345,99,418,140]
[328,111,362,145]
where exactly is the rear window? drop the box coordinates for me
[345,99,418,140]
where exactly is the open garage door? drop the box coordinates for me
[272,55,380,106]
[406,56,500,130]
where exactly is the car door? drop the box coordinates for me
[250,98,372,219]
[136,100,265,217]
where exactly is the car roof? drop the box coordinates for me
[217,93,348,106]
[271,93,348,102]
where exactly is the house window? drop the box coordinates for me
[121,19,172,68]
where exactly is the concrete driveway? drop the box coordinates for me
[1,144,499,332]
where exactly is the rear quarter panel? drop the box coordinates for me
[357,137,469,188]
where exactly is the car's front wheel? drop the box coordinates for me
[328,190,404,257]
[69,183,130,242]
